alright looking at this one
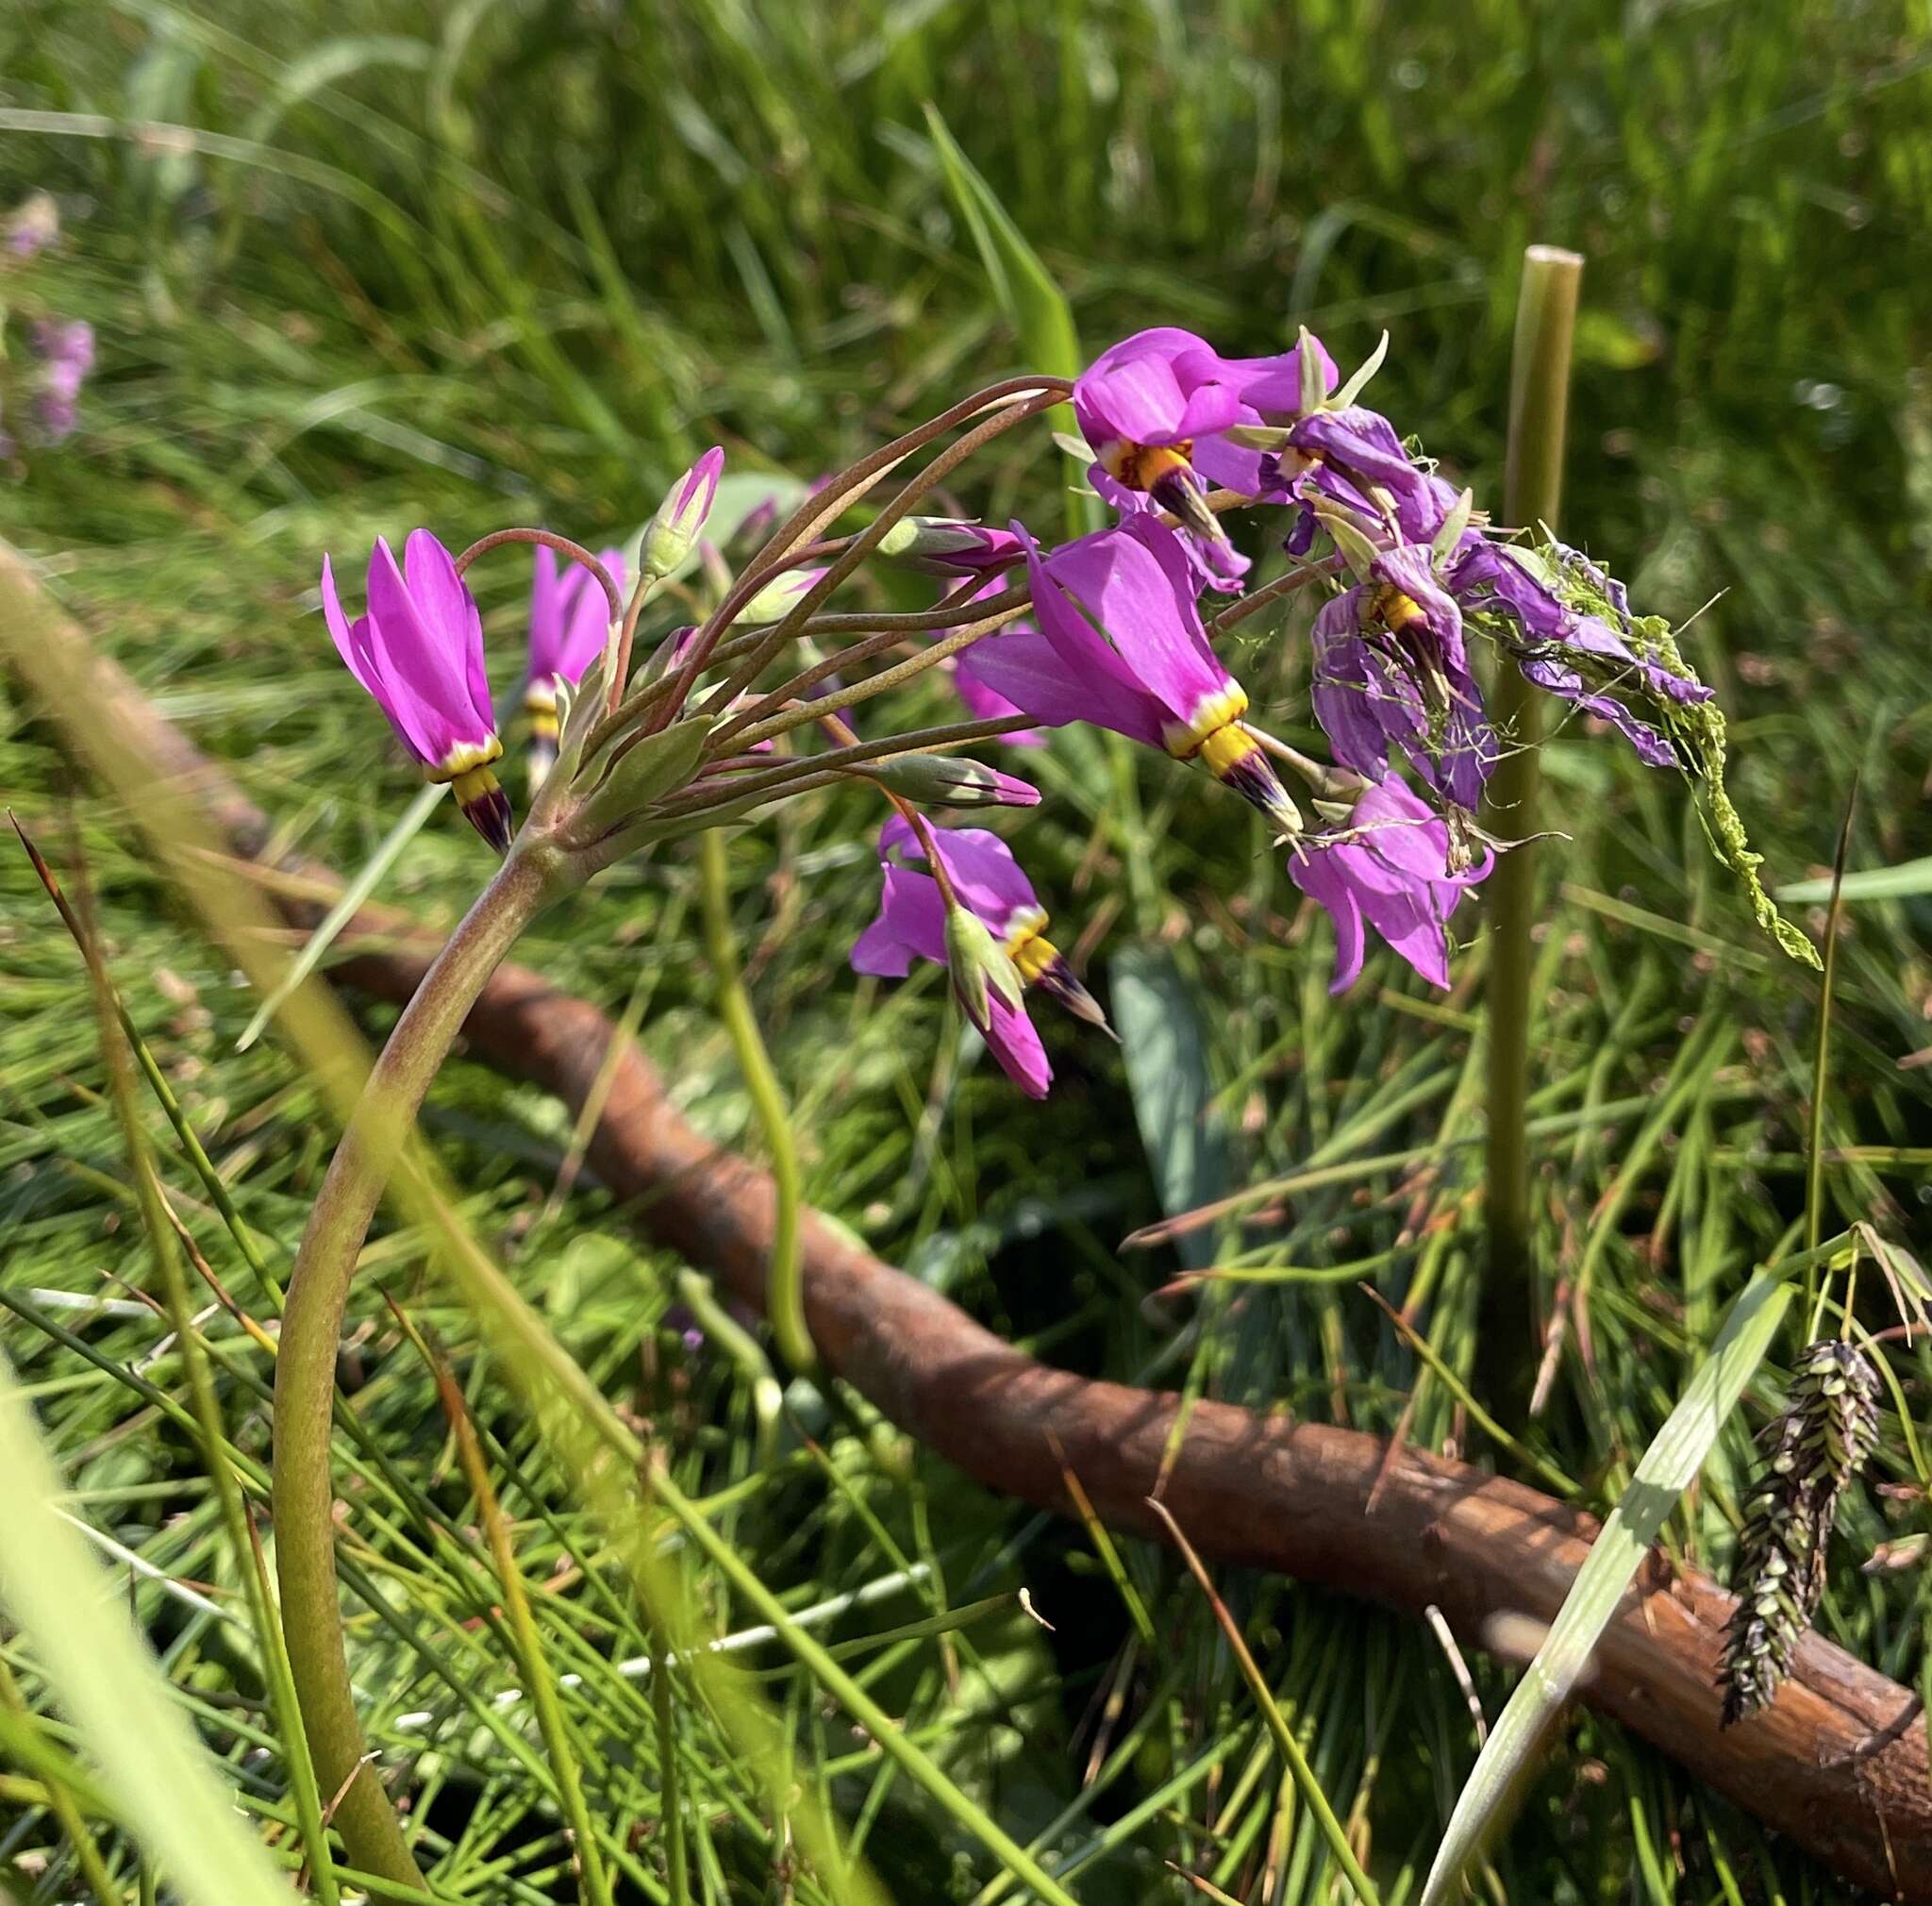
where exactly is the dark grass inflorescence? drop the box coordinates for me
[1720,1338,1881,1728]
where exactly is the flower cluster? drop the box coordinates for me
[1719,1339,1879,1727]
[317,325,1801,1095]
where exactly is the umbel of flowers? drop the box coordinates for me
[320,326,1811,1096]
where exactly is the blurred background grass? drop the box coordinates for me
[2,1,1931,1900]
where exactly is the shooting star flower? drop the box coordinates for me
[322,530,512,851]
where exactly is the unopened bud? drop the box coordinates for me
[876,518,1023,576]
[642,446,724,578]
[866,754,1040,810]
[944,903,1023,1033]
[740,565,822,625]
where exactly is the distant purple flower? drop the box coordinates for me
[1290,777,1491,992]
[958,516,1301,833]
[1450,541,1710,767]
[524,543,625,781]
[526,544,625,694]
[850,817,1106,1097]
[29,319,93,443]
[1311,542,1494,813]
[6,192,58,259]
[322,531,512,851]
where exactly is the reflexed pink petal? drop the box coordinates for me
[982,990,1052,1097]
[958,619,1167,751]
[867,861,950,966]
[947,658,1045,744]
[1289,849,1368,994]
[404,528,492,731]
[365,536,491,765]
[321,554,379,698]
[1042,517,1231,728]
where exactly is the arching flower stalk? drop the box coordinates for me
[287,336,1812,1887]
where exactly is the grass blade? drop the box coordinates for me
[0,1348,299,1905]
[1420,1267,1795,1905]
[237,778,446,1051]
[922,100,1094,533]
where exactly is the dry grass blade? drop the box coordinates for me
[1143,1497,1382,1905]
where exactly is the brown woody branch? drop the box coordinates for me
[10,550,1928,1901]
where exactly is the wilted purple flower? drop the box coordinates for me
[524,543,625,779]
[1290,777,1491,992]
[959,516,1301,833]
[322,531,512,851]
[1277,404,1466,556]
[641,446,724,578]
[1311,542,1494,813]
[1450,541,1711,766]
[850,817,1106,1097]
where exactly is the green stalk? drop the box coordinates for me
[653,1649,689,1906]
[698,829,812,1373]
[0,1656,121,1905]
[1481,243,1583,1403]
[437,1359,615,1906]
[271,844,566,1890]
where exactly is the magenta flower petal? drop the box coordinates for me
[883,817,1041,940]
[958,624,1165,750]
[947,657,1045,744]
[1290,777,1487,993]
[983,989,1052,1098]
[851,864,948,975]
[1027,518,1235,742]
[1234,336,1340,416]
[325,533,499,784]
[400,529,492,744]
[1074,328,1249,448]
[321,554,379,700]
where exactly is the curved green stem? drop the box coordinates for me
[271,844,564,1889]
[697,829,812,1373]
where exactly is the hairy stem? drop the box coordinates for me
[271,845,564,1888]
[1482,244,1583,1413]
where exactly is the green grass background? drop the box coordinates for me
[2,1,1931,1900]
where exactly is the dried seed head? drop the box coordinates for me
[1719,1338,1880,1728]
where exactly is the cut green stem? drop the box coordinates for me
[1481,243,1583,1409]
